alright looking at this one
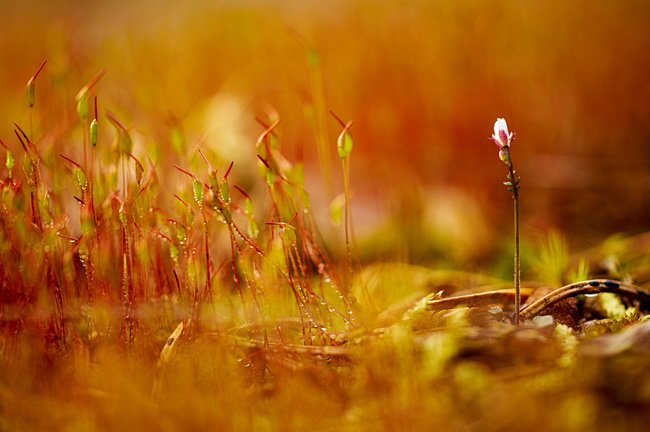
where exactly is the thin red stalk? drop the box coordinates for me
[27,60,47,139]
[90,96,98,223]
[30,60,48,80]
[14,123,41,159]
[78,69,107,95]
[59,153,82,168]
[121,217,135,349]
[82,114,88,180]
[230,223,263,255]
[202,208,212,304]
[342,156,353,278]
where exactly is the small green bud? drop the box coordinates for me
[26,60,47,108]
[170,243,179,261]
[219,181,230,204]
[89,119,98,147]
[175,225,187,243]
[192,179,203,205]
[244,198,254,216]
[499,149,508,164]
[208,175,219,197]
[6,149,15,171]
[247,219,259,238]
[336,121,354,159]
[337,131,353,159]
[26,79,35,108]
[22,153,34,184]
[73,167,87,191]
[265,168,274,186]
[77,93,88,121]
[119,209,127,225]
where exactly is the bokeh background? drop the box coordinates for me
[2,0,650,265]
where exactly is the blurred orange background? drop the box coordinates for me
[1,0,649,262]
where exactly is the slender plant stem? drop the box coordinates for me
[342,157,352,276]
[508,163,521,325]
[83,119,89,182]
[513,184,520,325]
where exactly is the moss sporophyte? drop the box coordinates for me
[491,118,522,325]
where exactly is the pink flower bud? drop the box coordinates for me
[492,118,513,149]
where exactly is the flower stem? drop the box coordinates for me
[513,179,520,325]
[342,156,353,277]
[491,118,521,324]
[508,164,521,325]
